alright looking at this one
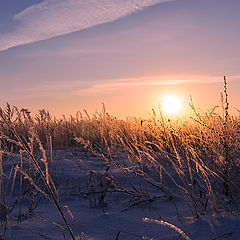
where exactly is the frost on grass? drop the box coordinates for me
[0,85,239,239]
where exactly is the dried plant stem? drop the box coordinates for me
[0,110,76,240]
[223,76,230,197]
[18,153,23,225]
[143,217,191,240]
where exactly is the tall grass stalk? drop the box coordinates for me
[0,78,239,237]
[222,76,230,197]
[0,108,76,240]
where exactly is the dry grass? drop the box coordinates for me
[0,78,239,238]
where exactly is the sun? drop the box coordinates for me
[161,95,183,116]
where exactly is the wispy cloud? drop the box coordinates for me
[74,75,240,96]
[0,0,172,52]
[12,74,240,99]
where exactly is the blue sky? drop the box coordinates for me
[0,0,240,117]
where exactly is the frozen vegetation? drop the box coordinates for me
[0,82,239,239]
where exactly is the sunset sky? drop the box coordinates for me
[0,0,240,118]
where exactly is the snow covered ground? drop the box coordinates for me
[1,148,239,240]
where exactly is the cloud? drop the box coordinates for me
[0,0,173,52]
[12,74,240,99]
[75,75,240,96]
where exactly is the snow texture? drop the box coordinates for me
[2,149,240,239]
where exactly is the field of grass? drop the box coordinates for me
[0,80,239,239]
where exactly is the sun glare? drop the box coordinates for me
[161,95,182,116]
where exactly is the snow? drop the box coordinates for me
[1,148,239,240]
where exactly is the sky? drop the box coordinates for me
[0,0,240,118]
